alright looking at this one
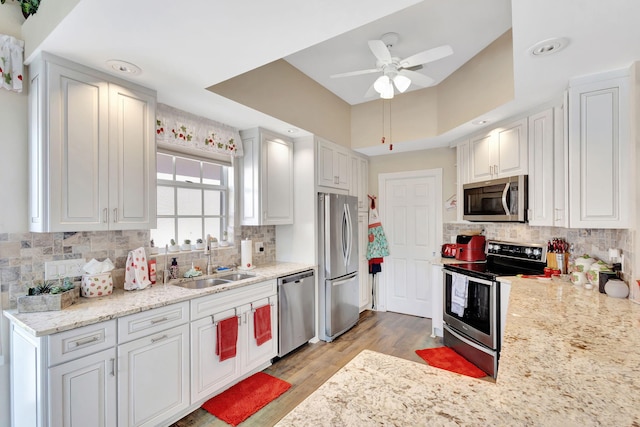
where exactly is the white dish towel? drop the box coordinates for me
[450,273,469,317]
[124,247,151,291]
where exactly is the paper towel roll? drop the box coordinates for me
[240,239,253,270]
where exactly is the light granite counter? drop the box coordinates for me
[276,277,640,426]
[3,262,314,337]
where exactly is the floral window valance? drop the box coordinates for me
[156,103,243,157]
[0,34,24,93]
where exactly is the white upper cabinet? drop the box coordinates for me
[568,69,632,228]
[240,128,294,225]
[349,153,369,212]
[28,53,156,232]
[527,108,555,226]
[317,137,350,190]
[469,118,528,182]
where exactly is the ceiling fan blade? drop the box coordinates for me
[368,40,392,63]
[400,45,453,68]
[364,83,379,98]
[400,70,435,88]
[330,68,380,78]
[405,64,423,72]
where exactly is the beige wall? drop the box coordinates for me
[208,59,352,147]
[351,87,438,150]
[368,146,457,223]
[437,29,514,133]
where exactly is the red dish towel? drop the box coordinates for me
[253,305,272,346]
[217,316,239,362]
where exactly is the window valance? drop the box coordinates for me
[156,103,243,157]
[0,34,24,93]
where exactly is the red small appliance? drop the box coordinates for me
[441,244,457,258]
[455,235,487,262]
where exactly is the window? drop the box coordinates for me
[151,151,230,248]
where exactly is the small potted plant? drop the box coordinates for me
[181,239,192,251]
[210,236,218,248]
[195,238,205,250]
[168,239,180,253]
[149,238,158,254]
[0,0,40,19]
[18,278,79,312]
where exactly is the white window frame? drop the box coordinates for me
[152,148,231,247]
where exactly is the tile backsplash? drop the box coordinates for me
[444,222,634,281]
[0,225,275,309]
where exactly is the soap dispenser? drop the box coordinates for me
[170,257,179,279]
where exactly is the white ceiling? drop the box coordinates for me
[22,0,640,155]
[285,0,512,105]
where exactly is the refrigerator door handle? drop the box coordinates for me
[331,272,358,287]
[342,204,349,267]
[345,202,353,267]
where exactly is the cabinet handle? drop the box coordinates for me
[151,334,168,343]
[554,208,562,222]
[489,165,493,176]
[150,316,169,324]
[110,358,115,377]
[103,208,108,223]
[334,176,339,184]
[113,208,118,223]
[72,336,99,347]
[494,164,498,175]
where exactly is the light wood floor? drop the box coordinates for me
[171,310,441,427]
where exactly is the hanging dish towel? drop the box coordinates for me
[451,273,469,317]
[366,204,390,273]
[217,316,239,362]
[0,34,24,93]
[124,247,151,291]
[253,305,272,346]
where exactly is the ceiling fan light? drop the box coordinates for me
[393,74,411,92]
[373,75,390,94]
[380,81,394,99]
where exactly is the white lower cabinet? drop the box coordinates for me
[117,323,189,427]
[190,279,278,404]
[9,280,280,427]
[10,319,117,427]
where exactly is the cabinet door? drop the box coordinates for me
[109,84,156,230]
[242,296,278,373]
[334,147,350,190]
[456,140,469,221]
[118,324,189,427]
[527,109,554,226]
[349,156,359,199]
[358,157,368,211]
[317,140,337,187]
[47,63,110,231]
[568,77,630,228]
[262,134,293,225]
[496,118,528,177]
[469,133,494,181]
[49,348,116,427]
[358,212,371,311]
[190,308,240,403]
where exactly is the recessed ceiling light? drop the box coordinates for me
[528,37,569,57]
[472,119,489,125]
[286,128,298,134]
[106,59,142,75]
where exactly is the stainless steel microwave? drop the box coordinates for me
[463,175,527,222]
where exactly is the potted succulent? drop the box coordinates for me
[0,0,40,19]
[210,236,218,248]
[18,278,79,312]
[168,239,180,253]
[181,239,192,251]
[195,238,205,250]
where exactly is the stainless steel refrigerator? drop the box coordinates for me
[317,193,359,342]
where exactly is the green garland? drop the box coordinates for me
[0,0,40,18]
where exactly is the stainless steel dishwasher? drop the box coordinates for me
[278,270,315,357]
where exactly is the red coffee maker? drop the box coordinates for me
[455,235,487,262]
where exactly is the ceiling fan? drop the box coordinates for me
[330,32,453,99]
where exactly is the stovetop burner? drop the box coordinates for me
[444,240,547,280]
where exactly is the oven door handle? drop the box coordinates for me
[444,270,495,287]
[444,324,497,356]
[501,182,510,215]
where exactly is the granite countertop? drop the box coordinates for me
[3,262,314,337]
[277,276,640,426]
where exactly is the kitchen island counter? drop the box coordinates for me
[276,277,640,426]
[3,262,314,337]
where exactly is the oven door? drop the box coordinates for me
[443,270,498,350]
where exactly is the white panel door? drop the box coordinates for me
[496,118,528,176]
[469,133,493,181]
[380,170,442,318]
[242,296,278,373]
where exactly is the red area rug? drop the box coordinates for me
[415,347,487,378]
[201,372,291,426]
